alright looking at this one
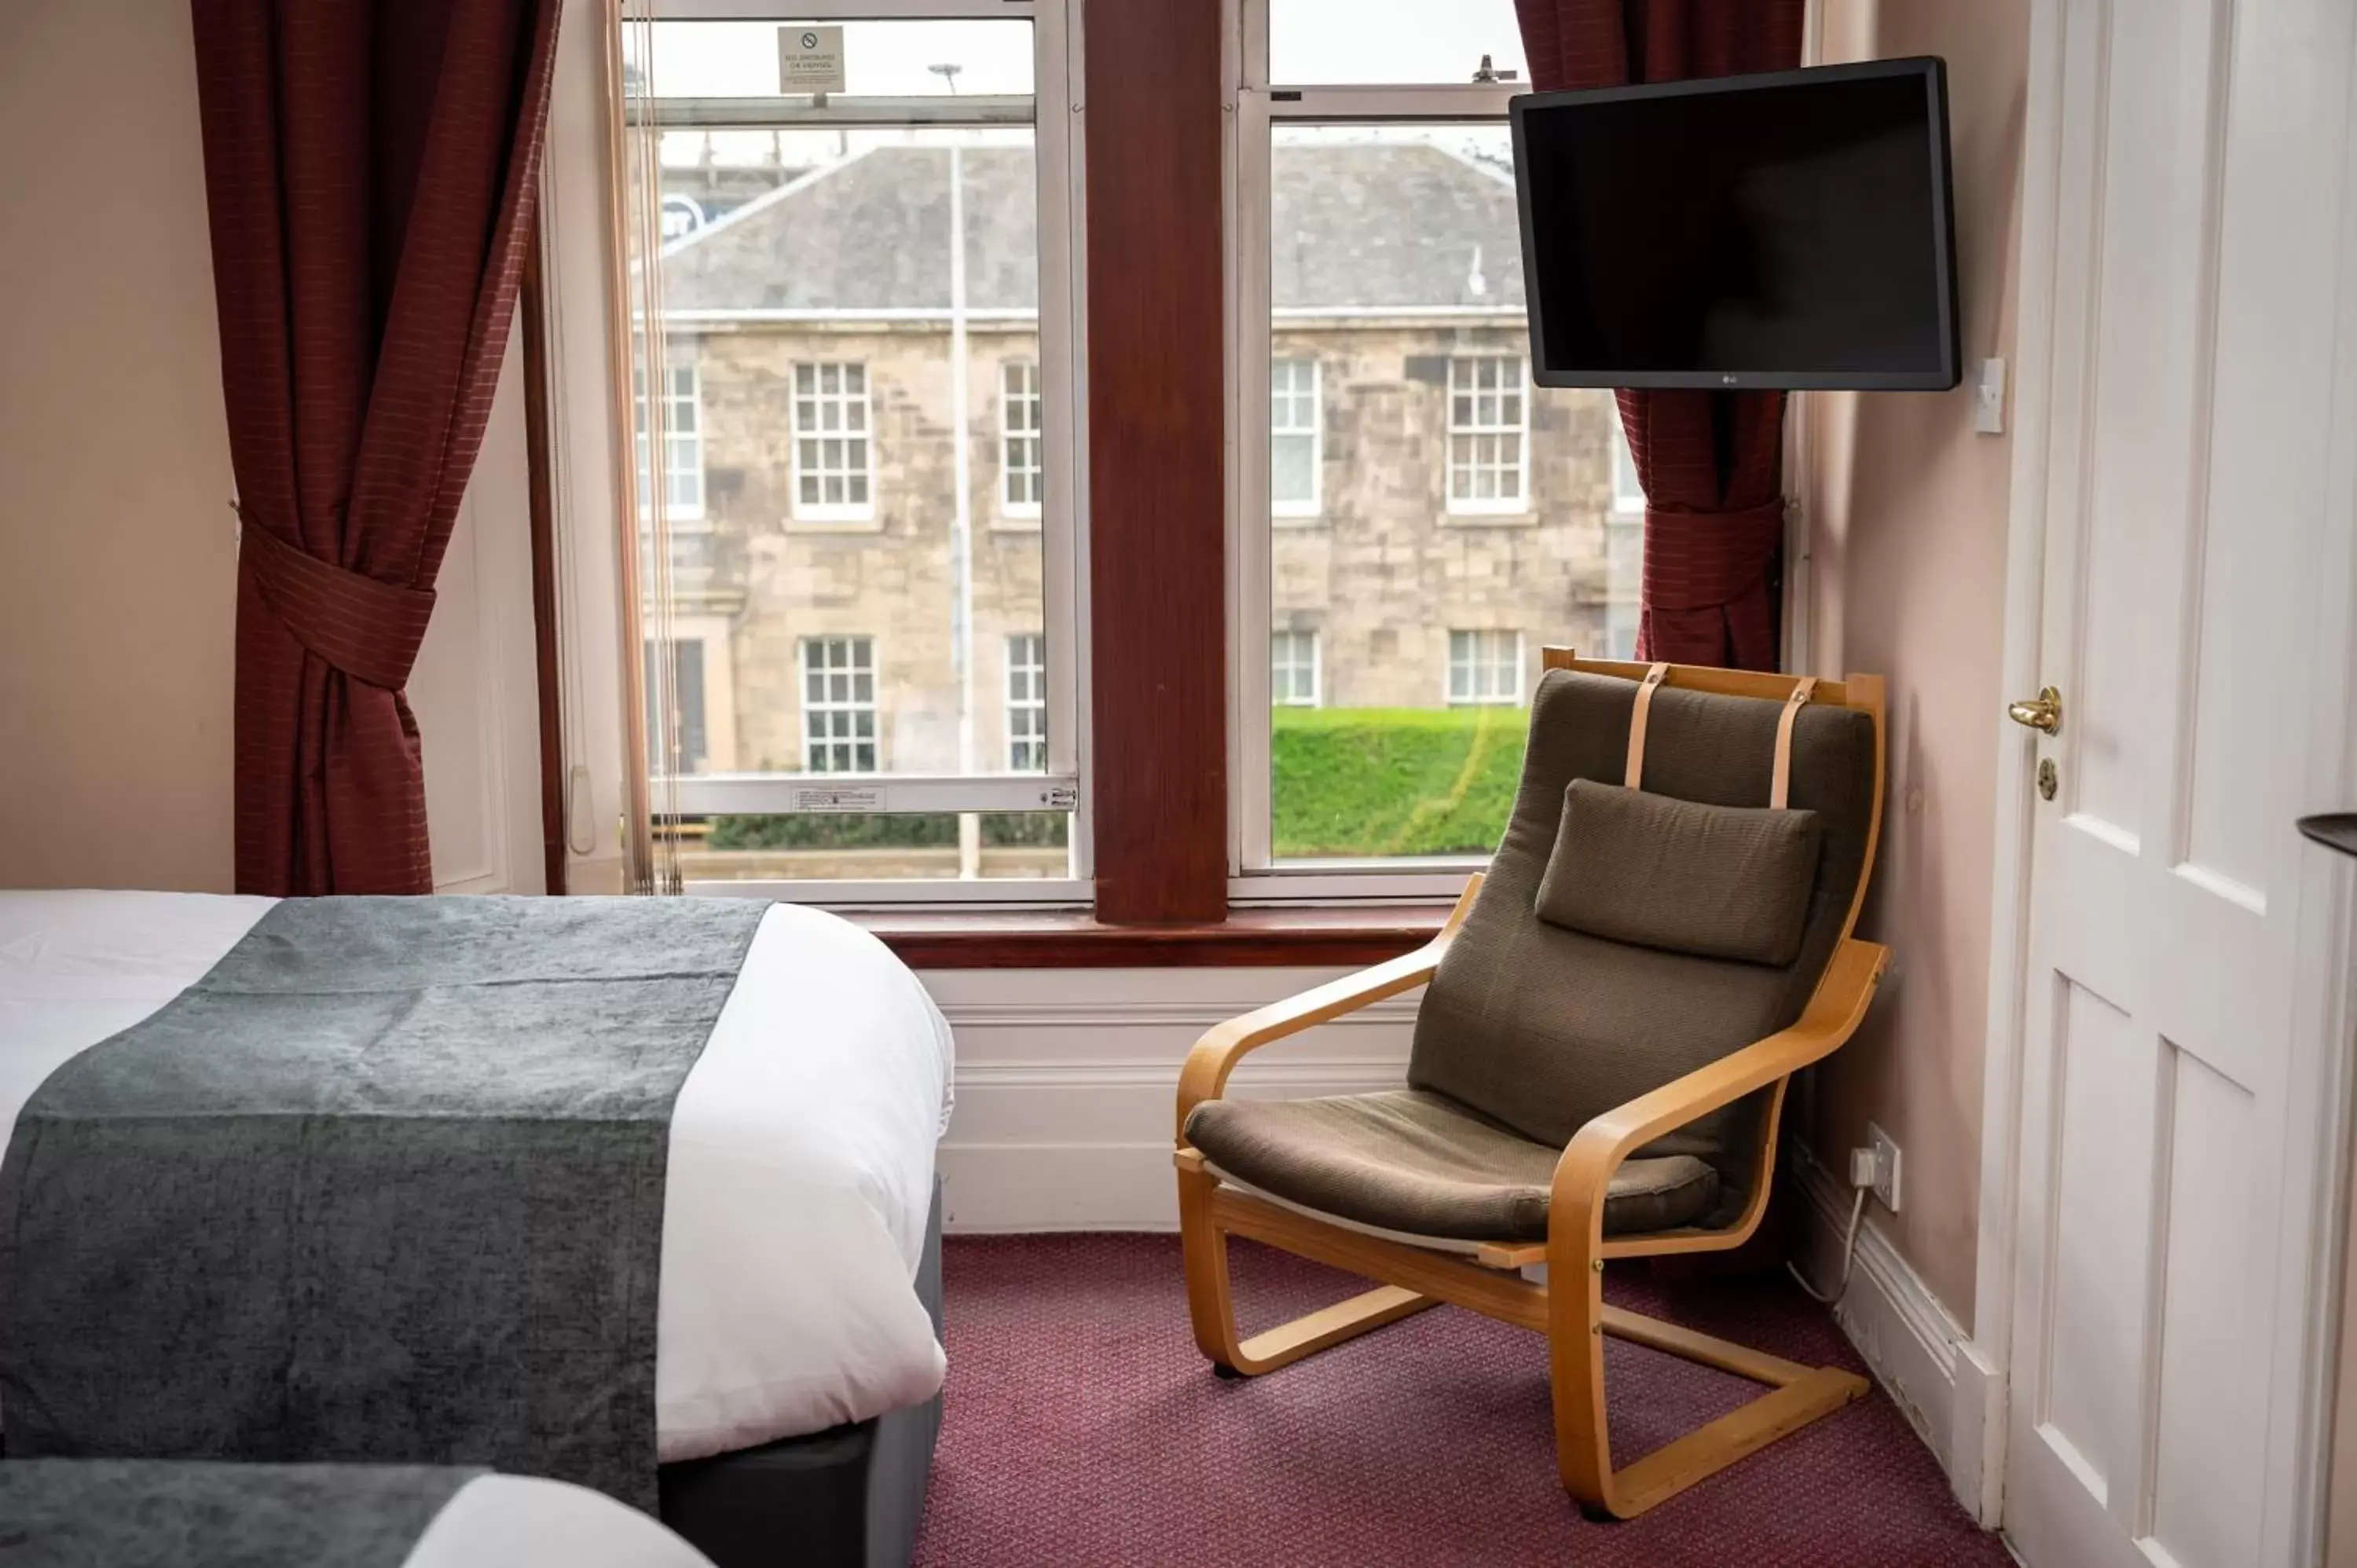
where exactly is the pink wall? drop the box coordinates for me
[1803,0,2031,1328]
[0,0,238,892]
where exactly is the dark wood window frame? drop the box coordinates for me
[525,0,1450,966]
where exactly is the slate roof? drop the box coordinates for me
[659,141,1523,315]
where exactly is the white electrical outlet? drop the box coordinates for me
[1865,1122,1903,1213]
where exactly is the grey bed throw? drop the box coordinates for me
[0,896,769,1514]
[0,1459,483,1568]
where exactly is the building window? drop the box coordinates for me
[791,361,873,521]
[1270,357,1321,517]
[1001,361,1043,517]
[800,636,878,773]
[1446,628,1523,705]
[1446,354,1527,514]
[643,638,707,771]
[1270,629,1321,706]
[1006,632,1047,771]
[635,361,705,522]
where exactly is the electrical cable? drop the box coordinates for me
[1788,1183,1867,1306]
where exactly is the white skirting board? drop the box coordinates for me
[1791,1145,2002,1526]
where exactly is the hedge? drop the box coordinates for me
[1271,705,1523,859]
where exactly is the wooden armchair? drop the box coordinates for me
[1175,651,1889,1519]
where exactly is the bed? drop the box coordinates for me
[2,1458,719,1567]
[0,891,952,1568]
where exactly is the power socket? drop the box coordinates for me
[1856,1123,1902,1213]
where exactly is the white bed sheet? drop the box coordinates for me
[405,1475,717,1568]
[0,891,952,1464]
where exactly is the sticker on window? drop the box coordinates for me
[778,25,845,94]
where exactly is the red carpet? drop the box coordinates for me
[911,1234,2011,1567]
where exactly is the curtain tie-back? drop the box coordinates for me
[1640,500,1787,614]
[236,507,437,691]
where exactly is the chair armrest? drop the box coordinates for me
[1174,875,1483,1138]
[1549,938,1891,1236]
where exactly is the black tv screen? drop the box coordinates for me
[1511,58,1959,390]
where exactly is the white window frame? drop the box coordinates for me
[798,635,880,773]
[1269,355,1321,518]
[640,0,1094,908]
[636,357,707,525]
[1006,632,1048,770]
[999,359,1044,521]
[789,359,876,525]
[1444,628,1523,706]
[1604,423,1644,660]
[1225,0,1523,902]
[1611,423,1645,517]
[1443,352,1529,516]
[1270,628,1321,707]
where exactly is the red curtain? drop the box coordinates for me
[1514,0,1806,670]
[192,0,561,895]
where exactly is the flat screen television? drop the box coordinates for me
[1510,58,1959,390]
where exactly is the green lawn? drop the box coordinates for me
[1272,705,1523,859]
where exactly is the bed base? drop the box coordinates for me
[658,1178,945,1568]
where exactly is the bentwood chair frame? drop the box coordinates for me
[1173,650,1890,1519]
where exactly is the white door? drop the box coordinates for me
[2000,1,2357,1566]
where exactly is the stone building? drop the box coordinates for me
[646,136,1633,778]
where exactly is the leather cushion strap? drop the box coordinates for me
[1622,663,1671,789]
[1769,677,1820,809]
[237,507,438,691]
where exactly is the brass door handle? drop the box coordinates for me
[2008,686,2063,735]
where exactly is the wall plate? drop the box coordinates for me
[1865,1121,1904,1213]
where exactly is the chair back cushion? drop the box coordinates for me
[1535,781,1823,966]
[1409,669,1877,1200]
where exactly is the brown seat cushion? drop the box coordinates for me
[1535,780,1823,966]
[1182,1088,1721,1242]
[1409,671,1877,1215]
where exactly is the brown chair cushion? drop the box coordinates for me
[1535,780,1823,966]
[1183,1088,1721,1242]
[1409,671,1877,1214]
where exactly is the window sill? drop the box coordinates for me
[853,903,1451,969]
[1441,509,1538,528]
[786,511,882,534]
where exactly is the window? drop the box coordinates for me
[1001,361,1043,517]
[1270,629,1320,706]
[635,361,705,521]
[1446,628,1522,705]
[644,638,708,771]
[1270,357,1321,516]
[616,3,1087,899]
[1231,5,1622,892]
[1006,633,1047,770]
[1446,354,1526,514]
[1269,0,1525,86]
[791,362,873,521]
[800,636,878,773]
